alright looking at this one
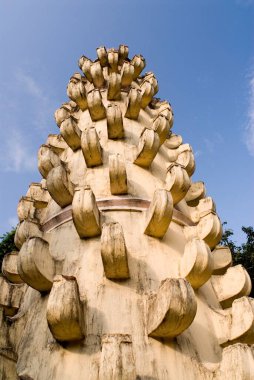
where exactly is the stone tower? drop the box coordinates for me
[1,45,254,380]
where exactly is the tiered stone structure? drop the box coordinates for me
[0,45,254,380]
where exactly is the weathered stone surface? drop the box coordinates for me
[38,144,60,179]
[14,219,42,250]
[166,163,190,205]
[46,163,74,208]
[81,127,103,167]
[101,223,129,280]
[185,181,206,207]
[99,334,136,380]
[181,238,213,289]
[2,44,252,380]
[147,278,197,338]
[87,89,106,121]
[0,276,25,316]
[106,104,124,139]
[125,87,142,119]
[212,245,232,275]
[144,189,173,238]
[134,128,160,167]
[2,251,23,284]
[17,196,35,221]
[59,116,81,151]
[18,237,54,292]
[67,73,88,110]
[211,265,252,308]
[230,297,254,344]
[47,275,85,342]
[108,72,121,100]
[72,186,101,238]
[109,154,128,195]
[217,344,254,380]
[26,182,50,209]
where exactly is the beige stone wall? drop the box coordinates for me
[0,45,254,380]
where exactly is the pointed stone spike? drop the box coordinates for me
[165,163,191,205]
[134,129,160,168]
[101,222,129,280]
[211,265,252,309]
[153,114,171,145]
[230,297,254,344]
[26,182,49,209]
[140,80,154,109]
[81,127,103,167]
[107,49,119,72]
[90,61,105,88]
[212,246,232,275]
[164,134,182,149]
[181,238,213,289]
[121,61,134,87]
[131,55,146,79]
[106,104,124,139]
[54,106,70,127]
[99,334,136,380]
[87,89,106,121]
[0,276,24,317]
[14,219,43,250]
[144,189,173,238]
[38,145,61,179]
[46,134,68,154]
[185,181,206,207]
[78,56,93,81]
[2,252,23,284]
[60,116,81,151]
[18,237,55,292]
[46,275,85,342]
[118,44,129,64]
[107,72,121,100]
[54,101,78,127]
[67,73,88,111]
[96,46,108,67]
[72,186,101,238]
[217,344,254,379]
[197,213,222,248]
[17,196,35,221]
[109,154,128,195]
[125,87,142,119]
[147,278,197,338]
[46,163,74,208]
[143,72,159,95]
[176,144,196,176]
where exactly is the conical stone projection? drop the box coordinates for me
[1,45,254,380]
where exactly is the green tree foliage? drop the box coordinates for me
[221,223,254,297]
[0,228,16,270]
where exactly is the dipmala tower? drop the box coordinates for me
[1,45,254,380]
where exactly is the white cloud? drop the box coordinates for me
[0,68,58,173]
[245,75,254,156]
[15,69,56,130]
[203,132,223,153]
[0,130,37,173]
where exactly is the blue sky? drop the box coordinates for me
[0,0,253,243]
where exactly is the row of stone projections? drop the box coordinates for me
[1,45,254,358]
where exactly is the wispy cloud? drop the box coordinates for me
[203,132,224,153]
[15,69,56,130]
[0,68,58,173]
[0,130,37,172]
[245,75,254,156]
